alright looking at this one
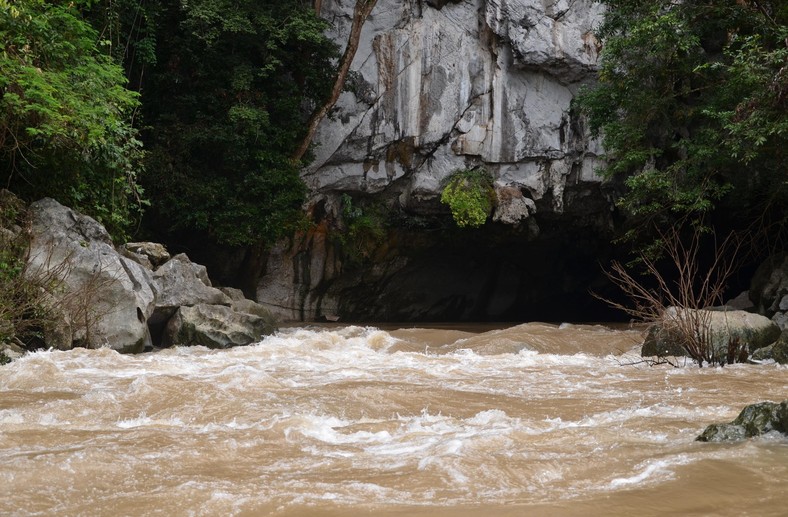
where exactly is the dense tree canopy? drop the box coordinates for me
[578,0,788,239]
[138,0,339,246]
[1,0,339,245]
[0,0,144,238]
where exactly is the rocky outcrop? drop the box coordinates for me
[697,401,788,442]
[255,0,619,322]
[641,308,780,360]
[13,196,276,353]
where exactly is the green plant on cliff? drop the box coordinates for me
[0,0,145,239]
[576,0,788,239]
[338,193,386,263]
[440,168,494,228]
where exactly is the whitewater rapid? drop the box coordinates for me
[1,324,787,516]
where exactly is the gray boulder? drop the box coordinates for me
[162,303,276,349]
[697,401,788,442]
[641,307,780,361]
[149,253,231,328]
[26,198,155,353]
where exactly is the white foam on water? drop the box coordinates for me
[609,454,693,488]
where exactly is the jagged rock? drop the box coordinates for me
[641,308,780,360]
[255,0,616,322]
[492,185,536,224]
[149,254,232,342]
[307,0,605,209]
[697,401,788,442]
[26,198,155,353]
[121,242,171,268]
[162,304,276,349]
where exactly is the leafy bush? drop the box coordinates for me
[440,168,494,228]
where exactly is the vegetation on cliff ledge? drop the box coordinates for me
[577,0,787,239]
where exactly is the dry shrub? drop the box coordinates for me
[599,224,743,366]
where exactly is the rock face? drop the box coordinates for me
[306,0,603,204]
[641,308,780,361]
[255,0,619,322]
[697,401,788,442]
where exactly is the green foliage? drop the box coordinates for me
[137,0,339,246]
[338,193,386,263]
[440,168,494,228]
[576,0,788,235]
[0,0,146,239]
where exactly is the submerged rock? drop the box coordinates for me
[697,401,788,442]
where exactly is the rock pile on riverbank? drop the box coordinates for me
[1,193,276,355]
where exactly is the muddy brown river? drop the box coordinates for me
[1,323,787,516]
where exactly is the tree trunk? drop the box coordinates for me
[292,0,378,163]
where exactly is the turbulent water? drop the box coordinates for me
[1,323,787,516]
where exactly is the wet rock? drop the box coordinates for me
[750,330,788,364]
[162,303,276,349]
[26,198,155,353]
[641,308,780,360]
[697,401,788,442]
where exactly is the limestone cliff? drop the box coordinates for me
[256,0,620,322]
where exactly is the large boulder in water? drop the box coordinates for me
[641,307,780,361]
[26,198,155,353]
[162,303,276,349]
[697,401,788,442]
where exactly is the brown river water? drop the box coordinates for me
[1,323,787,516]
